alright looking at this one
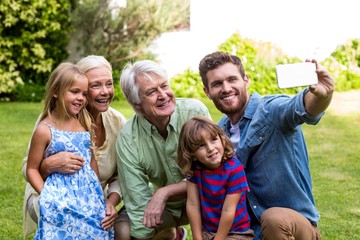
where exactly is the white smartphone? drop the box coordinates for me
[276,62,318,89]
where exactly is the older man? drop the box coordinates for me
[115,60,211,240]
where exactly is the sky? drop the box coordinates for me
[152,0,359,77]
[191,0,358,60]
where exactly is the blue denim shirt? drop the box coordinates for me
[218,90,323,240]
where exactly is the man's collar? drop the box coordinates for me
[243,92,261,120]
[137,105,178,136]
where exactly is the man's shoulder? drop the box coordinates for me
[262,93,291,102]
[248,93,292,114]
[175,98,209,113]
[258,93,305,117]
[175,98,206,107]
[117,114,139,139]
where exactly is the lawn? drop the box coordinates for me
[0,99,359,239]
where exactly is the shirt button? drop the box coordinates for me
[253,205,257,209]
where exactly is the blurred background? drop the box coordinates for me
[1,0,360,102]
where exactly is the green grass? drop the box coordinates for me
[1,100,359,239]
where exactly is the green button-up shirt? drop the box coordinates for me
[116,98,211,238]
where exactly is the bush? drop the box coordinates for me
[112,69,126,101]
[322,39,360,91]
[12,82,45,102]
[171,69,206,98]
[0,0,74,99]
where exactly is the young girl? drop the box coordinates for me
[26,62,113,239]
[177,116,254,240]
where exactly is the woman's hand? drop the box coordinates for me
[101,192,121,230]
[101,201,118,230]
[40,151,85,179]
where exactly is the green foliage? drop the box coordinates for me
[71,0,190,71]
[12,81,45,102]
[321,39,360,91]
[331,39,360,67]
[171,69,206,98]
[0,0,73,99]
[112,68,126,101]
[4,0,360,102]
[8,0,190,102]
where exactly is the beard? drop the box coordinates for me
[213,96,247,115]
[210,86,249,116]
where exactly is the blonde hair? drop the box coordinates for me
[76,55,112,73]
[41,62,93,134]
[177,115,234,176]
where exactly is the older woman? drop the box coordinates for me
[22,55,130,240]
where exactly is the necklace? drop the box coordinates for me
[49,115,57,124]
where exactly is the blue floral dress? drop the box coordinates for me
[34,123,114,239]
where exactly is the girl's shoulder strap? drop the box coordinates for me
[39,121,53,129]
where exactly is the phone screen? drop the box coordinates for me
[276,62,318,89]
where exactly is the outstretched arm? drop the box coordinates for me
[304,59,335,116]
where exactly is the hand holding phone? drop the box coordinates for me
[276,62,318,89]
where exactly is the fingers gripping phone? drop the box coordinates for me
[276,62,318,89]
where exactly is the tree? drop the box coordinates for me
[0,0,74,99]
[71,0,190,70]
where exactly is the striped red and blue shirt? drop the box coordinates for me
[189,156,250,233]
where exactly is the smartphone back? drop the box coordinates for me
[276,62,318,89]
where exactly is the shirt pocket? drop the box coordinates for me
[245,125,271,147]
[244,125,275,169]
